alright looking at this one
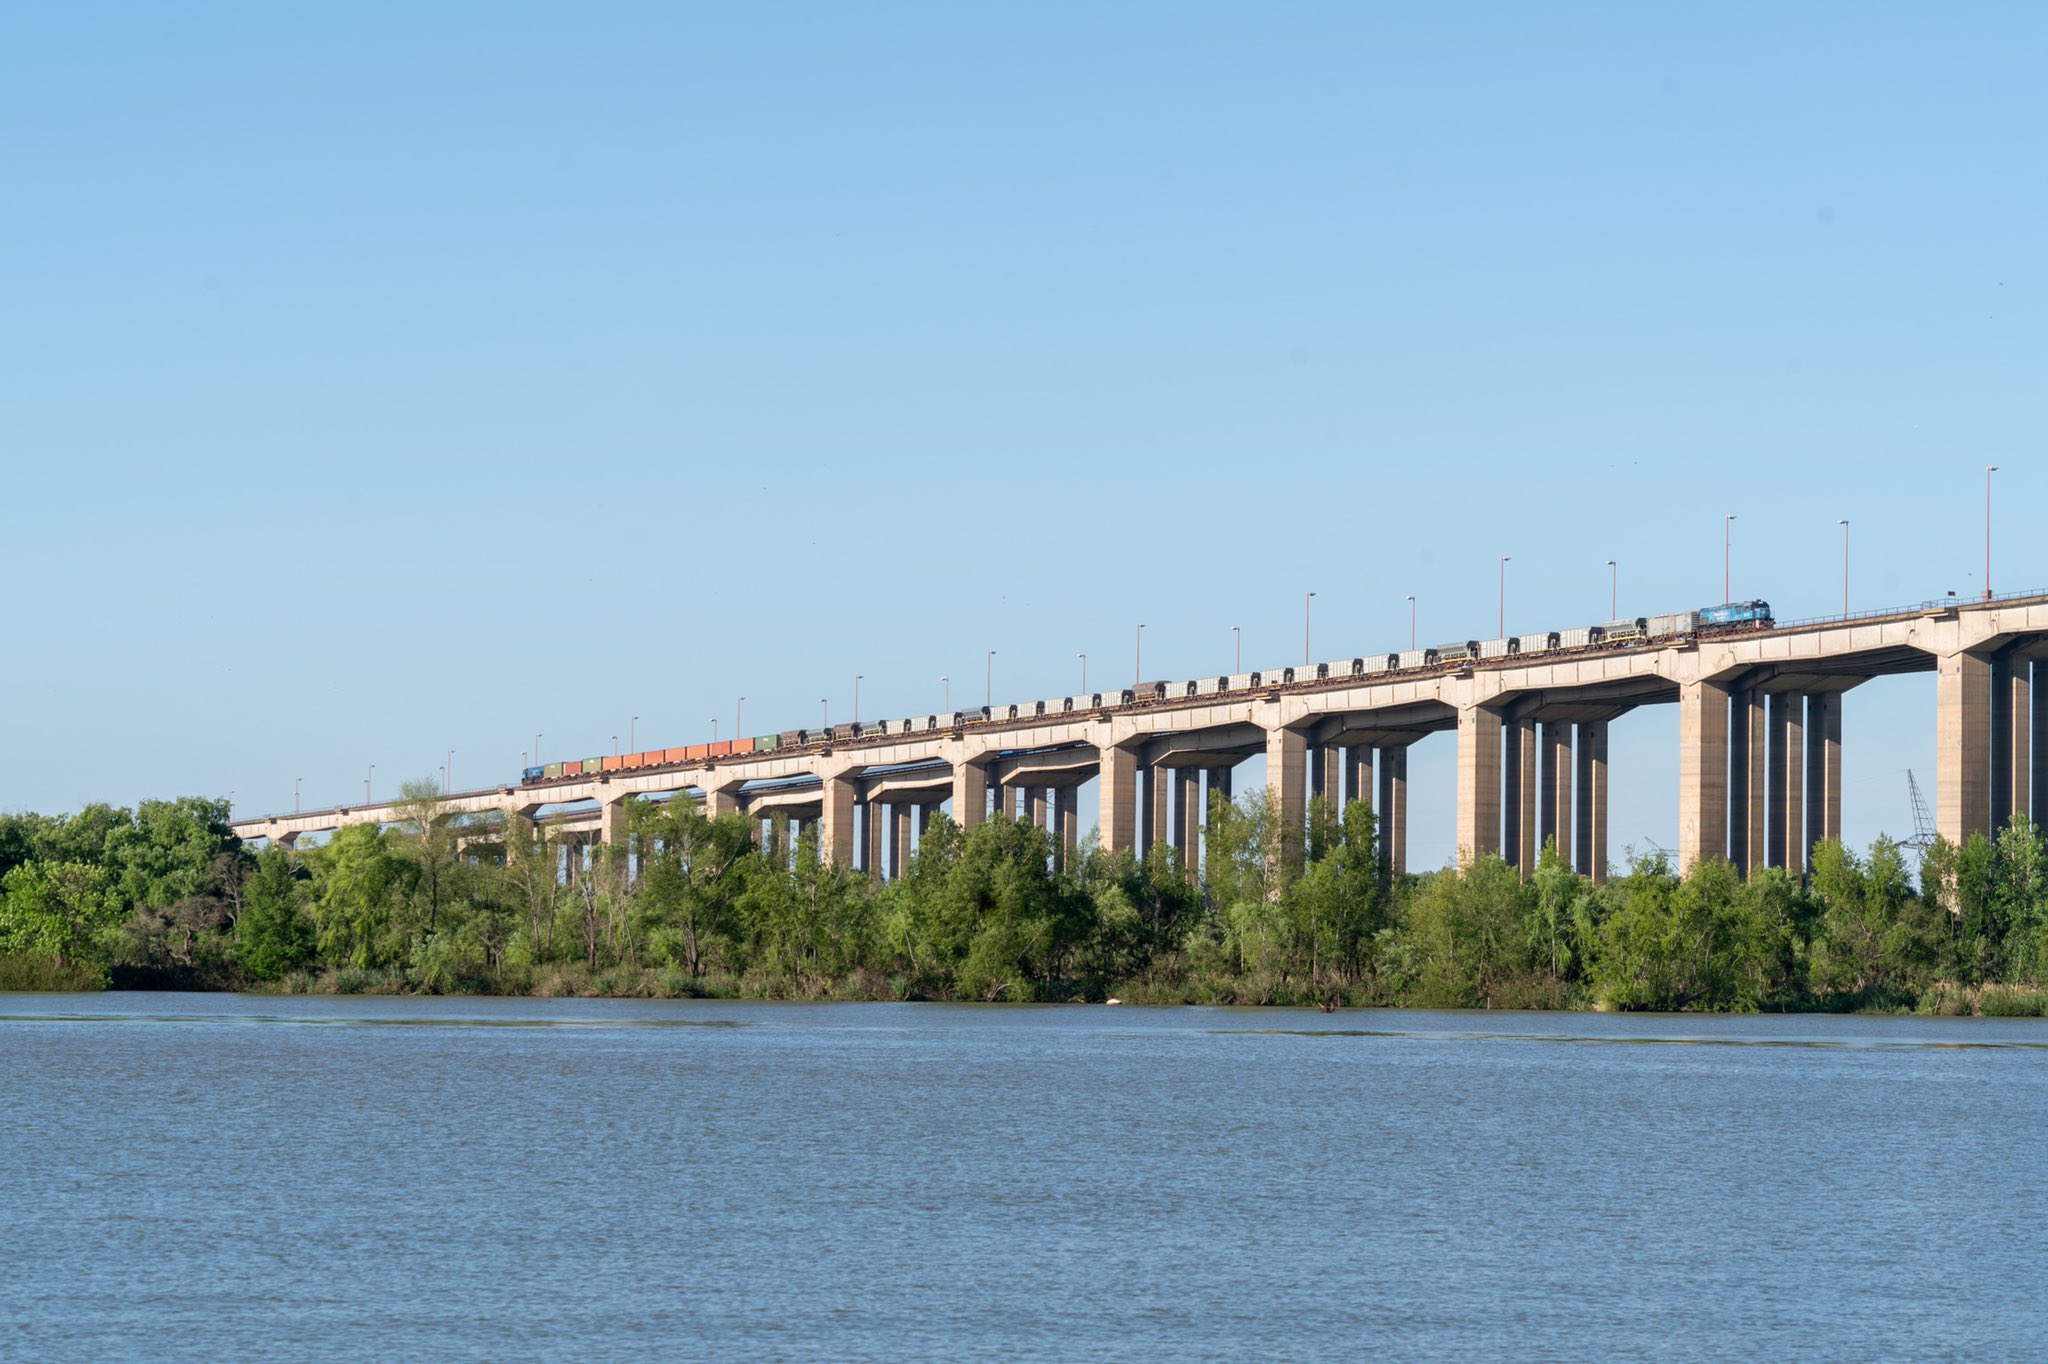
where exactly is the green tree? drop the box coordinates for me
[236,847,316,980]
[0,860,124,976]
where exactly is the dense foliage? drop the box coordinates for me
[6,785,2048,1012]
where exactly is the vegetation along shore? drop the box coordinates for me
[3,788,2046,1014]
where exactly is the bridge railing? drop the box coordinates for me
[1769,586,2048,633]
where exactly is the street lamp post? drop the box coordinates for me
[1498,558,1510,637]
[1406,595,1417,650]
[1077,654,1087,694]
[612,734,619,756]
[820,699,829,732]
[1839,520,1850,615]
[736,699,744,738]
[1606,560,1617,619]
[854,675,862,727]
[1232,625,1241,673]
[1986,465,1999,599]
[1724,515,1736,602]
[534,734,541,768]
[711,718,718,742]
[295,777,301,815]
[366,764,374,805]
[941,676,950,712]
[1135,624,1146,686]
[446,749,454,793]
[1304,591,1315,665]
[986,651,996,708]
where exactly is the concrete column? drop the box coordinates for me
[1676,680,1730,876]
[951,762,987,831]
[1344,747,1372,814]
[1176,767,1201,867]
[1539,721,1572,863]
[863,800,883,878]
[1266,727,1308,872]
[1767,693,1805,872]
[1030,787,1048,830]
[1378,745,1408,877]
[1143,763,1171,853]
[1804,692,1843,863]
[1453,706,1502,866]
[1099,746,1139,853]
[891,803,912,877]
[1058,786,1079,867]
[1993,660,2031,829]
[1504,718,1536,872]
[820,773,858,866]
[1575,720,1608,882]
[599,797,629,848]
[1938,650,1994,844]
[1211,764,1233,804]
[919,804,936,834]
[273,831,301,851]
[1312,743,1342,810]
[1727,688,1757,876]
[2012,663,2033,826]
[2033,660,2048,828]
[768,812,789,864]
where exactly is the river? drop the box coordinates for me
[3,994,2043,1359]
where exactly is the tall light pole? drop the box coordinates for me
[1406,595,1416,650]
[446,749,454,793]
[295,777,302,815]
[1839,520,1850,615]
[1606,560,1617,619]
[985,650,996,708]
[941,676,950,712]
[820,699,829,732]
[1723,515,1737,602]
[711,717,718,742]
[612,734,619,756]
[366,764,374,805]
[1077,653,1087,694]
[1232,625,1241,673]
[854,675,862,726]
[736,698,744,738]
[1304,591,1316,664]
[534,733,542,768]
[1986,465,1999,599]
[1498,558,1510,637]
[1135,624,1146,686]
[630,716,638,753]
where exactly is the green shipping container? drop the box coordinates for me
[755,734,780,752]
[586,756,603,773]
[544,762,563,780]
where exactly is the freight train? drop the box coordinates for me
[518,599,1771,785]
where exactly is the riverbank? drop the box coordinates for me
[67,960,2047,1017]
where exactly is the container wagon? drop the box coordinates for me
[1645,611,1697,638]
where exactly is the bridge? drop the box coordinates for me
[231,591,2048,881]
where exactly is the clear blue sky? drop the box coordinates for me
[4,3,2043,867]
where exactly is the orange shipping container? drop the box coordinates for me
[730,737,756,755]
[665,748,689,764]
[684,744,709,762]
[564,760,583,777]
[707,740,732,758]
[602,755,624,772]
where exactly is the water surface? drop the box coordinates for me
[4,995,2043,1359]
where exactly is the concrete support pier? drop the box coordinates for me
[1378,744,1408,877]
[1098,746,1139,854]
[1574,719,1608,882]
[1455,706,1502,865]
[1676,679,1729,876]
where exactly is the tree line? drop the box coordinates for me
[3,783,2047,1012]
